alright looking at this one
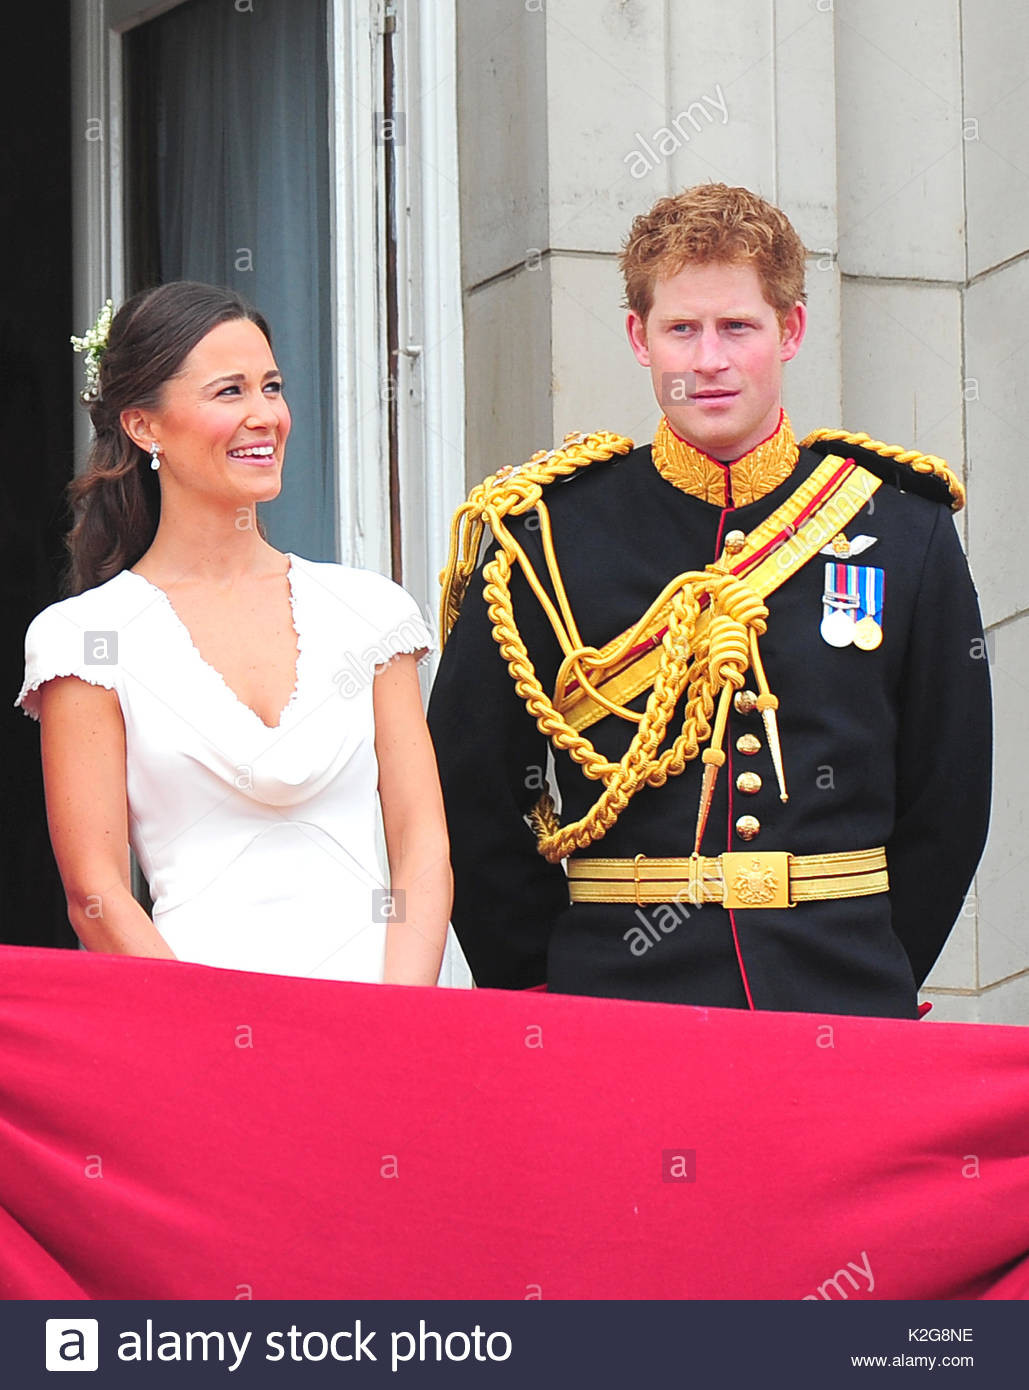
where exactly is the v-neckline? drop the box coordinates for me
[123,554,302,731]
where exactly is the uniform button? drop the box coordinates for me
[735,815,761,841]
[736,771,762,795]
[734,689,758,715]
[736,733,762,756]
[722,529,746,556]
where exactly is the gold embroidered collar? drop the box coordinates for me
[651,410,799,507]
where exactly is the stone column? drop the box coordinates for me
[455,0,1026,1022]
[953,1,1029,1022]
[457,0,840,478]
[836,0,1028,1022]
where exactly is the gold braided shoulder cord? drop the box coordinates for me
[800,429,965,512]
[438,432,779,864]
[438,431,634,643]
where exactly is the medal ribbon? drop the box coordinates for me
[858,564,884,621]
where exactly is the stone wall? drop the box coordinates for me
[455,0,1028,1021]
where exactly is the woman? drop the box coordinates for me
[16,281,451,985]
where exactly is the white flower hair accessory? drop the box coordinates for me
[70,298,114,400]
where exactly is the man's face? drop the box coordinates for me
[626,259,806,461]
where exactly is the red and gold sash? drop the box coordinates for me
[559,453,880,733]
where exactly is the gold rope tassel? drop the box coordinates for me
[747,628,788,803]
[438,432,790,863]
[692,688,731,854]
[690,603,750,852]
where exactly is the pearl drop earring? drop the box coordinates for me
[149,441,162,471]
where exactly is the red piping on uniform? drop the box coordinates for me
[725,753,756,1012]
[727,908,756,1011]
[712,507,731,568]
[714,497,757,1011]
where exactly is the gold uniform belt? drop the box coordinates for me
[566,847,888,911]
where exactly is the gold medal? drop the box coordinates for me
[852,616,883,650]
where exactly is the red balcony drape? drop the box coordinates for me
[1,945,1026,1300]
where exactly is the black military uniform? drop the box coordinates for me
[426,417,992,1018]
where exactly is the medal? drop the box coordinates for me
[821,561,858,647]
[853,565,885,650]
[821,562,884,650]
[853,616,883,650]
[820,608,855,647]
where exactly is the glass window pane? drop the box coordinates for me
[125,0,335,560]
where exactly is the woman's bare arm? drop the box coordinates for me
[373,653,452,986]
[38,676,176,958]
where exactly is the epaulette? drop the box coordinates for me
[801,429,964,512]
[438,430,634,641]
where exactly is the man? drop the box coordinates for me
[427,183,991,1018]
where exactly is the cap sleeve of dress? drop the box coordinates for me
[371,575,435,668]
[14,599,120,722]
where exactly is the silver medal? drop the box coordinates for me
[820,608,855,647]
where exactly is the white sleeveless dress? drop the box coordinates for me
[15,554,433,982]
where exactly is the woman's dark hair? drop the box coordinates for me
[65,281,272,595]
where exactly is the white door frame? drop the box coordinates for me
[389,0,467,632]
[329,0,392,575]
